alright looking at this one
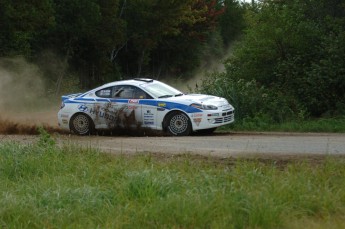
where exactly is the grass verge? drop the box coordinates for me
[227,116,345,133]
[1,136,345,228]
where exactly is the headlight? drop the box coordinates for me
[190,103,218,110]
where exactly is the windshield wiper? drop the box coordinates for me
[175,93,184,97]
[158,95,174,98]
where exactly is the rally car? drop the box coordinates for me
[58,78,235,136]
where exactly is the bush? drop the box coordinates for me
[199,72,306,125]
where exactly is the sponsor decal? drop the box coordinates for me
[61,114,69,118]
[89,107,116,121]
[88,103,138,128]
[157,107,165,111]
[129,99,139,104]
[158,102,166,107]
[144,110,155,125]
[193,118,202,126]
[207,113,220,117]
[62,119,68,124]
[98,90,111,97]
[77,104,88,112]
[192,113,203,117]
[144,110,154,117]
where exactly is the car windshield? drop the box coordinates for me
[142,81,184,98]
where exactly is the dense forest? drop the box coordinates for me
[1,0,345,123]
[0,0,244,88]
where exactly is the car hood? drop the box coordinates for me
[165,94,232,107]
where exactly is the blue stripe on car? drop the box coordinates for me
[64,98,202,113]
[74,98,95,101]
[96,99,110,102]
[139,100,201,113]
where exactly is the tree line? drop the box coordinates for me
[0,0,244,91]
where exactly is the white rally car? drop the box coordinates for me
[58,78,235,136]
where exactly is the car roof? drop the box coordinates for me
[101,78,155,88]
[77,79,156,97]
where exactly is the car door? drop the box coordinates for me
[110,85,143,128]
[136,90,157,129]
[117,85,157,129]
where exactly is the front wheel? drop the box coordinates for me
[70,113,94,135]
[165,112,192,136]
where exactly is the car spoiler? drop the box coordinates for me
[61,93,82,101]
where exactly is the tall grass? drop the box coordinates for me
[1,135,345,228]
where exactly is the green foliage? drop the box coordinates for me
[47,0,124,88]
[1,142,345,228]
[37,127,56,148]
[1,0,241,90]
[117,0,230,78]
[199,71,305,125]
[199,0,345,126]
[218,0,246,46]
[0,0,55,56]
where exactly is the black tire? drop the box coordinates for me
[195,127,217,135]
[70,113,94,135]
[165,112,192,136]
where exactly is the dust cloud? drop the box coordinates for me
[0,57,59,134]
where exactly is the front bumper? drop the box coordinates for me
[190,108,235,131]
[206,110,234,124]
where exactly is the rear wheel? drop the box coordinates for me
[165,112,192,136]
[70,113,94,135]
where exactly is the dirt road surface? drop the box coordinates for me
[2,132,345,158]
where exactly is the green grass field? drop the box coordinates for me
[1,133,345,228]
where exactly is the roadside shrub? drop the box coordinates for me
[199,71,306,125]
[37,127,56,148]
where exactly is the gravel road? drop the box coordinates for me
[2,132,344,158]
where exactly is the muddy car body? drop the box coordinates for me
[58,78,235,136]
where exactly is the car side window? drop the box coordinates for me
[112,86,133,99]
[95,87,112,98]
[134,88,152,99]
[112,85,152,99]
[119,87,134,99]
